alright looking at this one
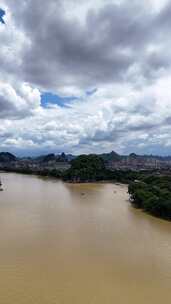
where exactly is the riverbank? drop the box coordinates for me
[1,168,171,222]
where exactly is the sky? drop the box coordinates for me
[0,0,171,156]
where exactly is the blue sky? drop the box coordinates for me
[0,8,5,24]
[41,92,78,108]
[41,89,97,108]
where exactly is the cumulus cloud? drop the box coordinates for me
[1,0,171,155]
[0,82,41,119]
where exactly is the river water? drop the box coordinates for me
[0,172,171,303]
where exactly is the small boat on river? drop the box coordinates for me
[0,178,3,191]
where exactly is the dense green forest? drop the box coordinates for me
[128,176,171,220]
[63,154,108,182]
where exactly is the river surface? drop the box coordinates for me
[0,173,171,304]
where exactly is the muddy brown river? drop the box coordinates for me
[0,172,171,303]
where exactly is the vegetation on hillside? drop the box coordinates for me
[63,154,108,182]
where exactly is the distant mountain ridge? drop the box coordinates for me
[0,152,17,162]
[1,150,171,163]
[34,152,75,163]
[99,151,121,161]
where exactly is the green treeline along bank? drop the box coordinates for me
[128,176,171,221]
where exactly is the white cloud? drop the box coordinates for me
[0,81,41,118]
